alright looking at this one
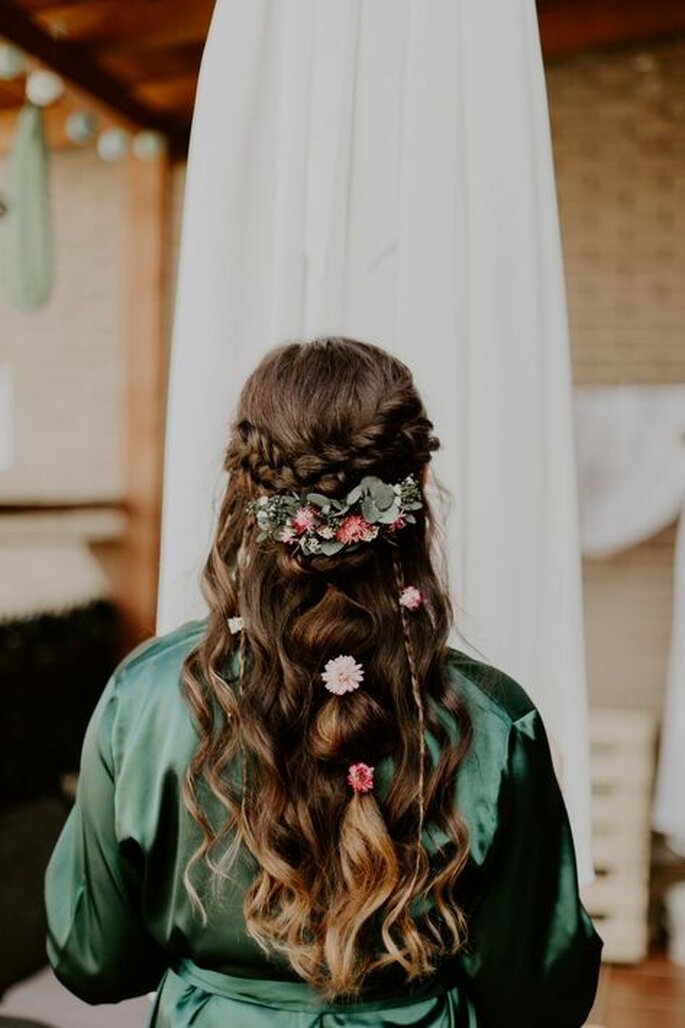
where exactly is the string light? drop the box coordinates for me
[26,68,64,107]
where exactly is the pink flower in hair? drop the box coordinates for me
[348,762,374,794]
[321,654,364,695]
[279,525,297,543]
[399,585,423,611]
[291,506,317,534]
[388,515,407,533]
[336,514,377,544]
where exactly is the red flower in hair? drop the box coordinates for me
[347,763,374,794]
[291,506,317,534]
[336,514,377,544]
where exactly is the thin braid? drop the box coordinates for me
[238,622,247,692]
[237,614,248,832]
[392,549,426,884]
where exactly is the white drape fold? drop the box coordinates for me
[157,0,594,882]
[575,385,685,856]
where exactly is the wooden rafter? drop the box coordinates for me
[0,80,25,109]
[135,74,199,117]
[538,0,685,59]
[21,1,106,10]
[0,0,191,150]
[100,41,205,84]
[31,0,215,52]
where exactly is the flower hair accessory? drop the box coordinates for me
[247,474,423,557]
[347,762,374,794]
[399,586,423,611]
[321,654,364,695]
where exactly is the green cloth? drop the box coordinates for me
[5,103,53,311]
[44,619,602,1026]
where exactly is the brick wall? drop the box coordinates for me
[549,43,685,386]
[547,40,685,711]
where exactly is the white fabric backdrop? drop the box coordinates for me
[575,385,685,856]
[157,0,594,883]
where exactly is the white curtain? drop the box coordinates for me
[575,385,685,857]
[157,0,593,883]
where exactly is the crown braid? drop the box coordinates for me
[226,392,438,496]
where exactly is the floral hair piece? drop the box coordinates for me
[399,585,423,611]
[321,654,364,695]
[247,474,423,557]
[227,615,244,634]
[347,762,374,794]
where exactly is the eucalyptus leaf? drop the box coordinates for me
[307,493,331,508]
[346,485,363,505]
[361,498,380,523]
[377,503,401,524]
[359,476,378,491]
[319,539,344,555]
[370,481,395,510]
[404,513,416,524]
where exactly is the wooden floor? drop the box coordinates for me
[587,956,685,1027]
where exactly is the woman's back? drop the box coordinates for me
[46,616,601,1026]
[45,338,601,1026]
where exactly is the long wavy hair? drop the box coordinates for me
[181,337,473,998]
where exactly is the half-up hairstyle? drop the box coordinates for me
[181,337,473,998]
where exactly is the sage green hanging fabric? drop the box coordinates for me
[6,103,53,311]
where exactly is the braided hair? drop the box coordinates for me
[181,337,472,999]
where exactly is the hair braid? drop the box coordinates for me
[392,549,426,884]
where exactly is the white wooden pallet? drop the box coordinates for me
[581,707,658,964]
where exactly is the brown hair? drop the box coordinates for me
[181,337,472,998]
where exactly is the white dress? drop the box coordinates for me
[157,0,594,883]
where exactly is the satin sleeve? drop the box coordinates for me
[458,707,603,1028]
[44,674,167,1003]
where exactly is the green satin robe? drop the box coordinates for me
[44,618,602,1027]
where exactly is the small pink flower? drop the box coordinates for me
[336,514,375,545]
[317,524,335,539]
[321,654,364,695]
[399,585,423,611]
[388,515,407,533]
[279,525,297,543]
[291,506,317,534]
[348,763,374,794]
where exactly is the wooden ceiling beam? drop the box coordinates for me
[100,41,204,84]
[0,79,26,110]
[22,0,111,10]
[32,0,215,52]
[134,74,198,117]
[538,0,685,59]
[0,0,188,150]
